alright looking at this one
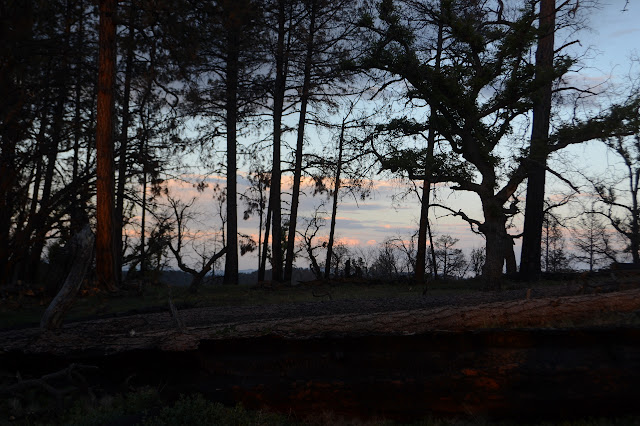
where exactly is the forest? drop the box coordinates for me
[5,1,640,423]
[2,0,640,295]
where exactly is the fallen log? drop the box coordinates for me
[40,225,95,330]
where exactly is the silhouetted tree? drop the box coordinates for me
[184,0,268,284]
[585,134,640,264]
[571,211,617,271]
[360,0,640,287]
[284,0,358,281]
[542,210,569,272]
[520,0,556,280]
[433,235,467,279]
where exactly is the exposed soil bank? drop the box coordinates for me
[3,327,640,422]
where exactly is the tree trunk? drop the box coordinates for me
[188,247,227,293]
[415,19,442,283]
[504,237,517,275]
[480,199,508,289]
[70,0,86,233]
[259,200,272,282]
[629,178,639,263]
[270,0,288,283]
[27,3,74,283]
[427,212,437,278]
[19,90,49,285]
[26,82,67,284]
[285,0,316,281]
[96,0,118,292]
[115,3,136,283]
[324,118,345,279]
[223,25,240,285]
[140,154,147,274]
[519,0,555,280]
[0,135,18,288]
[40,225,94,330]
[415,179,431,282]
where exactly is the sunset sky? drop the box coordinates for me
[145,1,640,272]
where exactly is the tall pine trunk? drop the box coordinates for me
[519,0,555,280]
[270,0,288,283]
[139,137,147,274]
[115,3,136,282]
[324,118,345,279]
[284,0,316,281]
[223,26,240,285]
[70,0,86,232]
[96,0,118,291]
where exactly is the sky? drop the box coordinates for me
[138,1,640,272]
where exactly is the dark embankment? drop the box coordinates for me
[2,327,640,422]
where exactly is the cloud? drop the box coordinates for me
[336,237,361,246]
[609,28,640,38]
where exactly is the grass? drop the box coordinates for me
[3,278,640,425]
[4,387,640,426]
[0,277,483,330]
[2,275,638,330]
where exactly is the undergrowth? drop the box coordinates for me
[5,388,639,426]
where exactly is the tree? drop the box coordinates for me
[283,0,358,281]
[114,0,136,283]
[586,134,640,264]
[415,12,443,284]
[95,0,118,291]
[362,0,541,286]
[328,240,351,278]
[360,0,640,287]
[433,235,467,279]
[469,247,485,278]
[164,194,227,293]
[184,0,267,284]
[387,234,417,275]
[1,0,98,288]
[519,0,557,280]
[297,204,327,279]
[541,210,569,273]
[242,167,271,275]
[264,0,293,283]
[313,98,375,279]
[571,211,617,272]
[370,239,400,279]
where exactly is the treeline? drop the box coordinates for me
[2,0,640,293]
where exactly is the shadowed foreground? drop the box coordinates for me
[2,288,640,421]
